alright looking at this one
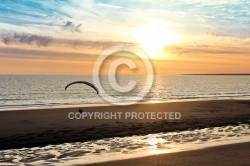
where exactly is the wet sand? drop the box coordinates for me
[0,100,250,150]
[86,142,250,166]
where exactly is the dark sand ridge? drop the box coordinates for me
[0,100,250,150]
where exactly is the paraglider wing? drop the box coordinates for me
[65,81,99,94]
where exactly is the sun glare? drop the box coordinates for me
[133,26,179,59]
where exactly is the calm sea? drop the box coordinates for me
[0,75,249,109]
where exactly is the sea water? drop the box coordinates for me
[0,75,250,109]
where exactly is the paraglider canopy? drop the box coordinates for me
[65,81,99,94]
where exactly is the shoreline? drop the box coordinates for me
[84,142,250,166]
[0,99,250,150]
[1,98,250,111]
[1,125,249,165]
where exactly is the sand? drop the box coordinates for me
[0,100,250,150]
[85,142,250,166]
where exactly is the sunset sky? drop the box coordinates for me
[0,0,250,75]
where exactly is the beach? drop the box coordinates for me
[86,142,250,166]
[0,99,250,150]
[1,0,250,165]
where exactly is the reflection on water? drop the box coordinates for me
[0,124,249,165]
[0,75,250,109]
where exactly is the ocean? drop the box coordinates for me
[0,75,250,109]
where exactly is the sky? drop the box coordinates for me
[0,0,250,74]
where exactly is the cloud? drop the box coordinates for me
[0,32,135,49]
[62,21,82,33]
[164,44,250,56]
[0,0,249,43]
[97,3,123,9]
[1,33,52,46]
[0,47,97,62]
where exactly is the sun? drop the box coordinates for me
[133,26,179,59]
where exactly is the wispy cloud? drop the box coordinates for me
[0,47,97,61]
[0,32,135,49]
[1,33,52,46]
[0,0,249,41]
[62,21,82,33]
[97,3,123,9]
